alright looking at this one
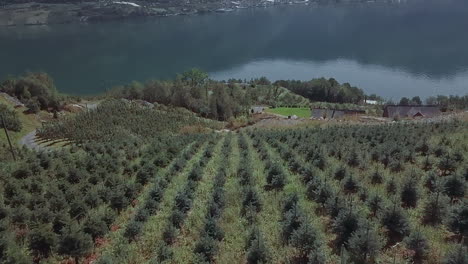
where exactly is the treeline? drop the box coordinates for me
[274,78,370,104]
[106,69,306,121]
[397,95,468,110]
[0,72,62,113]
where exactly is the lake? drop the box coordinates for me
[1,0,468,99]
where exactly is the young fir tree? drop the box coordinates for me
[57,221,93,264]
[28,224,58,259]
[400,177,419,208]
[380,203,410,243]
[332,208,361,248]
[404,230,430,263]
[446,201,468,239]
[347,225,384,264]
[289,221,321,261]
[443,244,468,264]
[246,230,269,264]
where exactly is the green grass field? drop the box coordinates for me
[266,107,311,118]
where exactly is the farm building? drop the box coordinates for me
[250,106,266,114]
[383,105,441,119]
[311,109,365,119]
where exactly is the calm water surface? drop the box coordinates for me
[1,0,468,99]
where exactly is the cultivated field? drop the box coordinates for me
[1,120,467,264]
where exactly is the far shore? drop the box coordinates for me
[0,0,394,27]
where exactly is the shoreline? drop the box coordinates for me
[0,0,396,27]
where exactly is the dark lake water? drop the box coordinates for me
[1,0,468,99]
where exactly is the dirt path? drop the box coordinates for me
[19,130,46,151]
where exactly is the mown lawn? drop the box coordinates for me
[266,107,311,118]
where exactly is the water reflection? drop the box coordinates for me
[0,0,467,97]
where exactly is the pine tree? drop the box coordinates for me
[290,221,321,261]
[202,217,224,241]
[332,208,361,248]
[246,232,269,264]
[401,178,419,208]
[348,225,384,264]
[307,249,327,264]
[380,203,410,243]
[367,192,384,217]
[446,201,468,239]
[28,224,58,259]
[343,174,359,194]
[57,222,93,264]
[404,230,429,263]
[194,235,218,262]
[370,169,383,185]
[443,174,466,200]
[443,244,468,264]
[422,192,449,225]
[123,220,143,241]
[386,176,398,195]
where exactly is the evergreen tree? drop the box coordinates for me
[28,224,58,259]
[422,192,449,225]
[57,222,93,264]
[194,235,218,262]
[400,178,419,208]
[290,221,321,261]
[446,201,468,239]
[332,209,361,248]
[246,231,269,264]
[380,203,410,243]
[307,249,327,264]
[404,230,429,263]
[443,244,468,264]
[443,174,466,200]
[348,225,384,264]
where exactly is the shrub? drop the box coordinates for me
[0,104,21,132]
[26,99,40,113]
